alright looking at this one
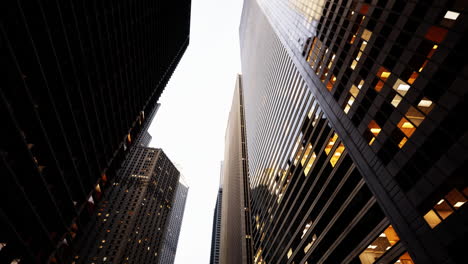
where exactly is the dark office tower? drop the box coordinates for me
[70,147,180,264]
[158,180,188,264]
[239,0,468,264]
[0,0,190,262]
[219,75,253,264]
[210,163,224,264]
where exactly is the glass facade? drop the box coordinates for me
[1,0,190,262]
[239,0,467,263]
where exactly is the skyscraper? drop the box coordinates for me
[210,162,227,264]
[0,0,190,262]
[219,76,253,264]
[229,0,468,263]
[210,187,223,264]
[159,179,189,264]
[70,148,180,264]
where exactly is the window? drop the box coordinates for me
[444,11,460,20]
[424,26,448,43]
[325,133,339,155]
[303,234,317,253]
[330,143,345,167]
[301,221,312,239]
[393,251,415,264]
[358,225,400,264]
[423,188,467,228]
[367,120,381,145]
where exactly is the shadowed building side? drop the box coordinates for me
[0,0,191,262]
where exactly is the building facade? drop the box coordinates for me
[236,0,467,263]
[158,180,189,264]
[70,148,180,264]
[219,76,254,264]
[210,187,223,264]
[0,0,190,263]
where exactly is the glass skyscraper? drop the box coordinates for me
[0,0,190,262]
[222,0,468,263]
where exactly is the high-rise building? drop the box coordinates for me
[159,179,189,264]
[210,162,225,264]
[135,103,160,148]
[0,0,191,262]
[210,188,223,264]
[229,0,468,263]
[70,148,180,264]
[219,75,254,264]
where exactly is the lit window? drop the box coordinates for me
[362,29,372,41]
[330,143,345,167]
[393,79,410,96]
[343,95,356,114]
[287,248,293,259]
[374,80,384,92]
[417,97,434,114]
[398,137,408,148]
[360,40,368,52]
[444,11,460,20]
[445,189,467,209]
[325,133,339,155]
[423,188,467,228]
[367,120,381,145]
[301,221,312,239]
[326,75,337,91]
[433,199,454,220]
[358,225,400,264]
[391,94,403,107]
[294,144,305,166]
[394,251,415,264]
[407,72,419,85]
[304,152,317,176]
[377,66,391,81]
[397,117,416,137]
[303,234,317,253]
[350,84,360,97]
[405,106,425,127]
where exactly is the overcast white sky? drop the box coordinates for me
[147,0,244,262]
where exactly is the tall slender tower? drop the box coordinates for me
[236,0,467,263]
[0,0,191,262]
[70,148,180,264]
[219,75,253,264]
[210,163,224,264]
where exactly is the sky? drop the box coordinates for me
[147,0,244,262]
